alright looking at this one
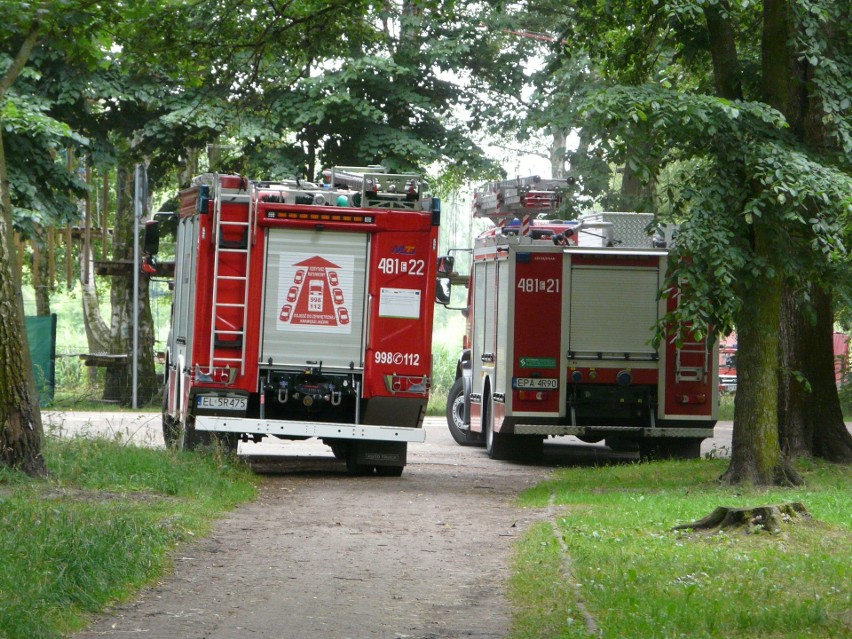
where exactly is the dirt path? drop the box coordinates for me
[73,419,554,639]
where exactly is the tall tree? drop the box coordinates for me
[517,0,851,484]
[0,5,50,475]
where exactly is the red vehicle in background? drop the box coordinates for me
[437,176,717,460]
[718,332,849,394]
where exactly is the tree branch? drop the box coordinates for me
[0,22,41,98]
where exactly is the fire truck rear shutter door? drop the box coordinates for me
[569,266,659,356]
[262,228,367,368]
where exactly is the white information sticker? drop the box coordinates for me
[378,288,421,319]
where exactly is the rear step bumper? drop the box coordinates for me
[195,416,426,442]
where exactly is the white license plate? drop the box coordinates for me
[512,377,558,390]
[197,395,247,411]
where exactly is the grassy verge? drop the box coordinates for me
[510,458,851,639]
[0,438,257,639]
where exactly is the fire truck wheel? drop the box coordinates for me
[514,436,544,462]
[328,440,350,460]
[606,437,639,453]
[161,380,180,448]
[639,438,702,461]
[446,378,484,447]
[376,465,404,477]
[180,420,212,452]
[162,413,180,448]
[345,447,374,476]
[215,434,239,456]
[484,400,512,461]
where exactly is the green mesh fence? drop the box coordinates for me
[25,314,57,402]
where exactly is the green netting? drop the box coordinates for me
[25,314,57,402]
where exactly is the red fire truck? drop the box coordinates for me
[437,176,717,460]
[153,166,440,475]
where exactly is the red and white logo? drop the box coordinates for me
[277,254,353,333]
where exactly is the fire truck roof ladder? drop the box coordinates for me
[472,176,573,227]
[207,176,252,380]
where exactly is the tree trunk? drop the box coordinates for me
[777,283,852,462]
[777,285,812,457]
[102,162,158,406]
[807,288,852,461]
[81,235,111,385]
[770,0,850,463]
[0,126,47,477]
[703,1,744,101]
[722,221,800,486]
[32,225,51,316]
[0,24,47,476]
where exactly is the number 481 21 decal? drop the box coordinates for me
[517,277,560,293]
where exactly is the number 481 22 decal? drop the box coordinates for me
[378,257,425,276]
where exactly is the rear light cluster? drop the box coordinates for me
[384,375,430,395]
[195,365,237,385]
[675,394,707,404]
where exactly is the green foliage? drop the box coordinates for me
[511,458,852,638]
[0,436,256,639]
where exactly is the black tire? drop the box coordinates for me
[161,368,180,448]
[446,378,484,446]
[606,437,639,453]
[180,420,212,452]
[515,435,544,462]
[216,433,239,456]
[484,395,511,460]
[376,465,404,477]
[162,412,180,449]
[345,445,374,476]
[328,440,350,460]
[640,438,702,461]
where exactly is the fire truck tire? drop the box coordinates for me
[484,400,512,460]
[606,437,639,453]
[345,447,374,476]
[180,420,212,452]
[376,465,404,477]
[216,434,239,456]
[446,378,484,447]
[328,440,350,460]
[161,374,180,448]
[639,438,702,461]
[162,413,180,448]
[515,436,544,462]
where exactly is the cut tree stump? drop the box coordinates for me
[672,502,810,534]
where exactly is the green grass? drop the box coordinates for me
[510,458,852,639]
[0,438,257,639]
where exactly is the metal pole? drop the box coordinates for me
[132,164,146,409]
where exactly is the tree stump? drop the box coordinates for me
[672,502,810,534]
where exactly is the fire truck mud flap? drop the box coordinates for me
[194,416,426,443]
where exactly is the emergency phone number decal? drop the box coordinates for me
[375,351,421,366]
[517,278,560,293]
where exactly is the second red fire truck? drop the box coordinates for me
[151,165,440,476]
[437,176,717,460]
